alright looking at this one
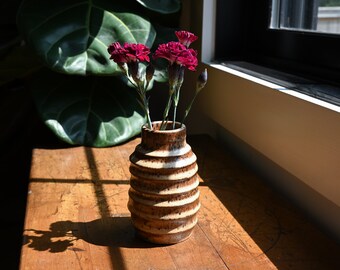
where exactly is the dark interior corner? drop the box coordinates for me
[0,80,68,269]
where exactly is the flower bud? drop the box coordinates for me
[196,68,208,92]
[175,31,198,47]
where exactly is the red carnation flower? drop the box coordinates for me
[153,41,198,71]
[123,43,150,62]
[153,41,186,63]
[107,42,150,63]
[107,42,128,63]
[106,30,207,131]
[175,31,198,47]
[177,48,198,71]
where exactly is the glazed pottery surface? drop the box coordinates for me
[128,121,200,244]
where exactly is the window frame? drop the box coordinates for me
[213,0,340,105]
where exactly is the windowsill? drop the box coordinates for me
[207,61,340,114]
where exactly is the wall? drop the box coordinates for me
[200,65,340,240]
[204,66,340,206]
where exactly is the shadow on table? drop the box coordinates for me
[23,216,159,253]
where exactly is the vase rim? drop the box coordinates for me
[142,121,186,133]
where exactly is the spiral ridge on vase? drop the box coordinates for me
[128,121,200,244]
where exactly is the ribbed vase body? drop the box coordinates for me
[128,121,200,244]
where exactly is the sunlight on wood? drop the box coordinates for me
[21,137,340,270]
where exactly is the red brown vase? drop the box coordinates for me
[127,121,200,244]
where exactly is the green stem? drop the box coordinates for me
[172,84,181,129]
[146,109,153,130]
[125,74,152,129]
[136,85,152,130]
[141,94,153,130]
[180,91,198,126]
[173,101,177,129]
[160,89,174,130]
[127,77,139,89]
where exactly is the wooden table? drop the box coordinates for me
[20,136,340,270]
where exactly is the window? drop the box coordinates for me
[271,0,340,35]
[215,0,340,106]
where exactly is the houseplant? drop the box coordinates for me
[2,0,182,147]
[107,30,207,244]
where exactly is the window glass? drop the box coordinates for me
[271,0,340,35]
[215,0,340,105]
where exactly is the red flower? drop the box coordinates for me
[107,42,128,63]
[124,43,150,62]
[177,48,198,71]
[153,41,198,71]
[175,31,198,47]
[105,30,207,130]
[107,42,150,63]
[153,42,186,63]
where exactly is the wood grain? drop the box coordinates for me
[20,136,340,270]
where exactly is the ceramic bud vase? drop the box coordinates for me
[128,121,200,244]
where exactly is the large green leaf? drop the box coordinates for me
[136,0,181,14]
[17,0,156,75]
[31,71,146,147]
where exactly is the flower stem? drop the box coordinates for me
[141,94,153,130]
[145,108,153,130]
[172,83,181,129]
[173,102,177,129]
[181,69,208,126]
[135,84,152,130]
[181,91,198,126]
[160,88,174,130]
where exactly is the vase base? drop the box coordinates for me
[135,228,194,245]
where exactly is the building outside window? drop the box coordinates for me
[271,0,340,35]
[214,0,340,106]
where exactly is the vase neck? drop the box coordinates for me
[141,121,187,151]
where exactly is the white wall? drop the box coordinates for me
[203,66,340,207]
[199,63,340,240]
